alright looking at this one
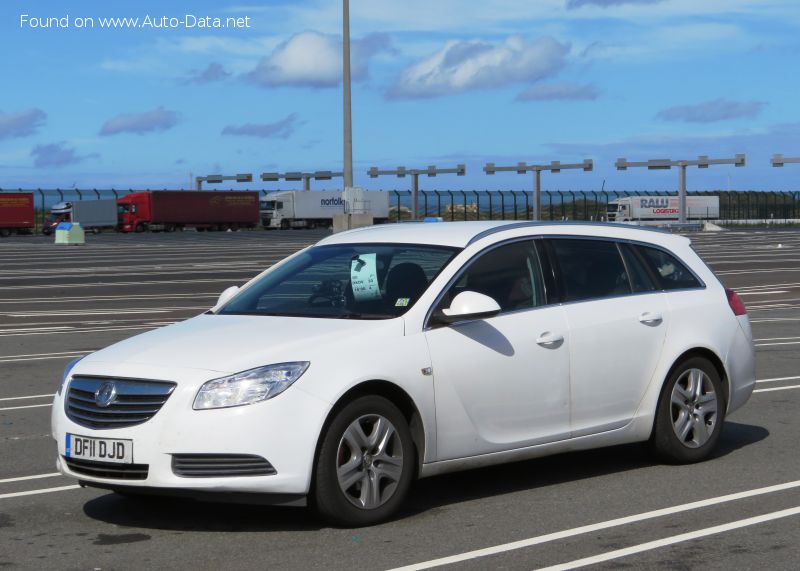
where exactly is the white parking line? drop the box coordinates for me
[756,376,800,384]
[388,480,800,571]
[535,506,800,571]
[0,403,53,411]
[753,384,800,394]
[0,472,60,484]
[737,291,789,296]
[755,341,800,347]
[0,324,162,337]
[0,393,54,402]
[0,485,81,500]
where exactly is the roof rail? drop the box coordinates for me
[466,220,669,246]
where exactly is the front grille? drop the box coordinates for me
[64,456,149,480]
[172,454,276,478]
[66,376,176,430]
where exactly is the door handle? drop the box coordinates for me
[639,311,663,325]
[536,332,564,347]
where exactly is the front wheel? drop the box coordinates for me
[651,357,726,463]
[313,395,415,527]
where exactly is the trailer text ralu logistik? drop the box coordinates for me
[261,190,390,229]
[607,196,720,222]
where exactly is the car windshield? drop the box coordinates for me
[220,243,460,319]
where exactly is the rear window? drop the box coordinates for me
[549,239,631,302]
[635,245,702,290]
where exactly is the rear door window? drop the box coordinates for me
[635,245,702,290]
[549,238,632,302]
[619,243,657,293]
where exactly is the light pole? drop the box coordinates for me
[195,173,253,190]
[484,160,592,221]
[367,164,466,220]
[342,0,353,189]
[616,155,745,223]
[261,170,344,191]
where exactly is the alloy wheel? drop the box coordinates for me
[670,368,718,448]
[336,414,404,510]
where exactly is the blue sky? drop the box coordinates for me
[2,0,800,191]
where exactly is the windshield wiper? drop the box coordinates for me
[337,312,391,320]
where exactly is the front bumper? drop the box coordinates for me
[52,365,332,496]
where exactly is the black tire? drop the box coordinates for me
[651,357,726,464]
[135,223,146,233]
[313,395,415,527]
[0,228,11,238]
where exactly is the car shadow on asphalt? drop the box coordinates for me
[81,421,768,531]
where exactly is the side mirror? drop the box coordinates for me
[433,291,501,324]
[213,285,240,312]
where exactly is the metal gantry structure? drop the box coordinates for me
[772,154,800,168]
[615,154,746,223]
[485,159,593,221]
[261,170,344,191]
[367,164,466,220]
[195,173,252,190]
[342,0,354,189]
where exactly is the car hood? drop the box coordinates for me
[79,314,404,376]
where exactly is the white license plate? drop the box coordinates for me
[66,433,133,464]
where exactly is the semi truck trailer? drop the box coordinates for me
[118,191,259,233]
[607,196,720,222]
[43,200,118,235]
[261,190,390,229]
[0,193,35,237]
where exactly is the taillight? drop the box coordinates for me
[726,288,747,316]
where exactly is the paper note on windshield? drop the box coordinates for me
[351,253,381,301]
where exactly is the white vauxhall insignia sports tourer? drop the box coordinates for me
[52,221,755,526]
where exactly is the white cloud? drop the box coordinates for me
[567,0,663,9]
[247,31,392,88]
[222,113,303,139]
[517,82,599,101]
[388,36,569,99]
[656,98,767,123]
[99,107,180,136]
[0,108,47,140]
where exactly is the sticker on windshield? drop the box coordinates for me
[395,298,410,307]
[351,254,381,301]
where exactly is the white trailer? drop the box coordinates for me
[43,200,118,234]
[608,196,719,222]
[261,190,390,229]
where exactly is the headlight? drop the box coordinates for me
[193,362,310,410]
[58,357,84,396]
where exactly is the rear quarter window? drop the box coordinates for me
[635,245,702,290]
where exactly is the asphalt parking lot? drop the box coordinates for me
[1,227,798,570]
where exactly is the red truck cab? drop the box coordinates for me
[117,193,149,233]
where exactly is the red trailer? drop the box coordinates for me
[117,191,260,233]
[0,193,35,237]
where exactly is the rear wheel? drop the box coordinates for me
[313,395,414,527]
[0,228,11,238]
[651,357,726,463]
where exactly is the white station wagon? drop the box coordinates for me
[52,221,756,526]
